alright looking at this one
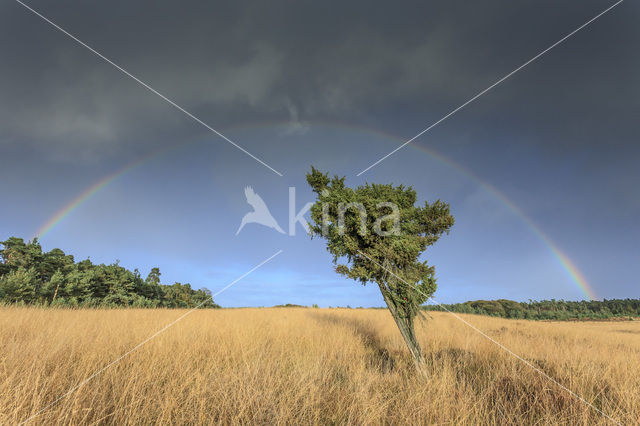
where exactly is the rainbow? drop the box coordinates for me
[35,164,135,239]
[34,141,182,239]
[392,137,598,301]
[33,121,598,300]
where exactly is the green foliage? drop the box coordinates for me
[306,167,454,321]
[0,267,38,303]
[0,237,220,309]
[424,298,640,320]
[306,167,454,370]
[273,303,306,308]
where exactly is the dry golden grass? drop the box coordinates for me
[1,307,638,425]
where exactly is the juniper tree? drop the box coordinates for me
[306,167,454,372]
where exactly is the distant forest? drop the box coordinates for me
[423,299,640,320]
[0,237,219,308]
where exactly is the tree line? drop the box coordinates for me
[423,298,640,320]
[0,237,219,308]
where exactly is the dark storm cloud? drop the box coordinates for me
[2,0,637,164]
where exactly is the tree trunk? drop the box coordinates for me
[377,282,427,377]
[51,282,60,303]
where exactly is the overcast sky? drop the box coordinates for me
[1,0,638,306]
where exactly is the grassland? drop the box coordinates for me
[1,307,638,425]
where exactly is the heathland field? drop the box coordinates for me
[1,307,639,425]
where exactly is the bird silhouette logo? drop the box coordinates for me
[236,186,285,235]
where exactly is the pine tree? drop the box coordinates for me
[0,267,39,304]
[41,270,65,303]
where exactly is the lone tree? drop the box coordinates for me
[306,167,454,372]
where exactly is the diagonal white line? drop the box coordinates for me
[356,0,624,176]
[356,250,620,425]
[13,0,284,177]
[19,249,284,425]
